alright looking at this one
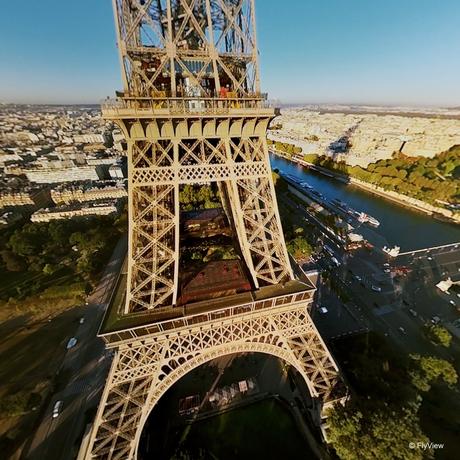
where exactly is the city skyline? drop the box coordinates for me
[0,0,459,106]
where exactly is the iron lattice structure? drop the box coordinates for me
[88,298,339,459]
[112,0,260,99]
[85,1,343,458]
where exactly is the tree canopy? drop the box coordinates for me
[424,324,452,348]
[327,401,430,460]
[0,212,127,301]
[409,354,458,392]
[305,145,460,208]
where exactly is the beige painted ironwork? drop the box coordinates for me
[85,1,343,458]
[88,298,341,459]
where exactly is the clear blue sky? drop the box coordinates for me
[1,0,459,106]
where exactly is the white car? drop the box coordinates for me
[371,285,382,292]
[427,256,433,261]
[79,317,85,324]
[398,327,406,335]
[52,400,63,418]
[449,300,456,306]
[331,257,340,267]
[66,337,77,349]
[319,306,328,314]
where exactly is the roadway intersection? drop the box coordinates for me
[278,188,460,359]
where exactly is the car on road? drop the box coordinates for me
[319,306,328,314]
[66,337,77,349]
[409,309,417,317]
[331,257,340,267]
[79,317,85,324]
[398,327,406,334]
[353,275,362,282]
[371,285,382,292]
[383,268,391,273]
[449,300,456,306]
[431,316,441,325]
[52,400,63,418]
[427,256,433,261]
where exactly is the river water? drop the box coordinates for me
[270,153,460,252]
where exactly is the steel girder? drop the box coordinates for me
[112,0,260,98]
[85,301,341,459]
[121,116,292,312]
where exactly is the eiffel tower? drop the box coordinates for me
[84,1,343,458]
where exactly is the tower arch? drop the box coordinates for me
[86,302,341,459]
[134,344,320,458]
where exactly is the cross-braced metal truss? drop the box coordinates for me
[86,301,341,460]
[88,2,345,458]
[113,0,260,98]
[123,117,292,312]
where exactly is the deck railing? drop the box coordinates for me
[101,95,272,117]
[101,289,314,346]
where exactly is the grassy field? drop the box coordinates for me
[177,398,316,459]
[0,277,86,325]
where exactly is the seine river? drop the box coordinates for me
[270,153,460,251]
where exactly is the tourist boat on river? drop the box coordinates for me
[331,198,380,227]
[357,212,380,227]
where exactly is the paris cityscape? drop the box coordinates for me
[0,1,459,460]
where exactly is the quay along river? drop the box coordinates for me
[270,153,460,252]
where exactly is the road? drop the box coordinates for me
[322,240,460,360]
[280,187,460,361]
[24,236,127,460]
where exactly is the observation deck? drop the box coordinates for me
[101,94,274,120]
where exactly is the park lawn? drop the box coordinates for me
[179,398,315,460]
[419,384,460,460]
[0,277,87,325]
[0,269,42,298]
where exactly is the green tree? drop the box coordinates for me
[0,391,38,417]
[286,236,312,259]
[8,224,47,257]
[303,153,318,163]
[327,401,430,460]
[0,250,26,272]
[42,264,58,276]
[410,355,458,392]
[425,324,452,347]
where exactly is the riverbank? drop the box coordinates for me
[271,150,460,225]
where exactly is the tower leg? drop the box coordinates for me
[85,302,343,460]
